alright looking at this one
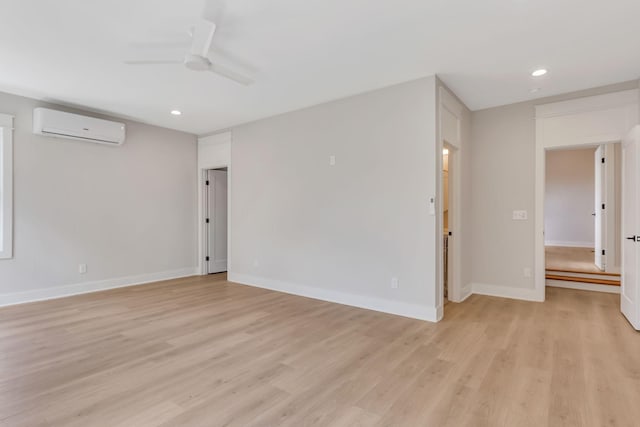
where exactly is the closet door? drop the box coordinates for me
[207,169,228,274]
[594,145,606,270]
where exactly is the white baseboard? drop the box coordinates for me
[228,273,440,322]
[471,282,543,302]
[546,279,620,294]
[446,285,472,303]
[544,241,594,248]
[457,285,473,302]
[0,267,198,307]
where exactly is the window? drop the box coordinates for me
[0,113,13,259]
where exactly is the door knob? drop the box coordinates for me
[626,236,637,242]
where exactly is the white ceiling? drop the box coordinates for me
[1,0,639,135]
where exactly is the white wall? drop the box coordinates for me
[470,81,639,299]
[198,133,231,170]
[0,91,198,305]
[544,148,596,247]
[228,77,440,321]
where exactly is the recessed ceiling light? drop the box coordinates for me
[443,148,449,155]
[170,110,182,116]
[531,69,548,77]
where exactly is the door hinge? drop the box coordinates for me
[602,157,605,164]
[206,256,210,261]
[602,203,605,210]
[206,180,210,186]
[602,250,606,256]
[206,218,210,223]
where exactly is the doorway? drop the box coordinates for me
[442,144,453,301]
[533,89,637,302]
[205,168,228,274]
[437,85,466,313]
[544,144,621,290]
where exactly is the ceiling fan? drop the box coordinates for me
[124,1,253,86]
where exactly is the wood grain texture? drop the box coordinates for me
[546,268,621,277]
[545,274,621,286]
[545,246,607,274]
[1,274,639,426]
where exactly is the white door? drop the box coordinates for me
[206,169,228,274]
[594,145,606,270]
[621,126,640,330]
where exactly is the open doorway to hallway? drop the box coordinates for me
[442,144,454,303]
[544,144,621,291]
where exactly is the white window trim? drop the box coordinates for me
[0,113,14,259]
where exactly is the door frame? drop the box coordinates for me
[534,89,638,301]
[197,132,232,276]
[200,166,230,275]
[437,85,466,312]
[204,168,229,274]
[441,142,459,303]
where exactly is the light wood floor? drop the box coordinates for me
[546,245,603,274]
[1,275,639,426]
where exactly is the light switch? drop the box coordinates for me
[512,210,528,220]
[329,155,336,166]
[428,196,436,215]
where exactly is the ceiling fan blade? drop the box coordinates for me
[209,46,258,74]
[209,63,253,86]
[124,60,183,65]
[191,20,217,57]
[129,41,191,49]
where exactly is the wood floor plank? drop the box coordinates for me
[545,245,604,274]
[545,274,620,286]
[0,274,639,426]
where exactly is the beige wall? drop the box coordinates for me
[545,148,596,247]
[0,91,198,304]
[470,81,639,292]
[229,77,440,320]
[470,101,536,290]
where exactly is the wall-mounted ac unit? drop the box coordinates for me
[33,108,126,146]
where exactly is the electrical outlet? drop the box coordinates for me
[391,277,399,289]
[512,210,528,220]
[78,264,87,274]
[329,155,336,166]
